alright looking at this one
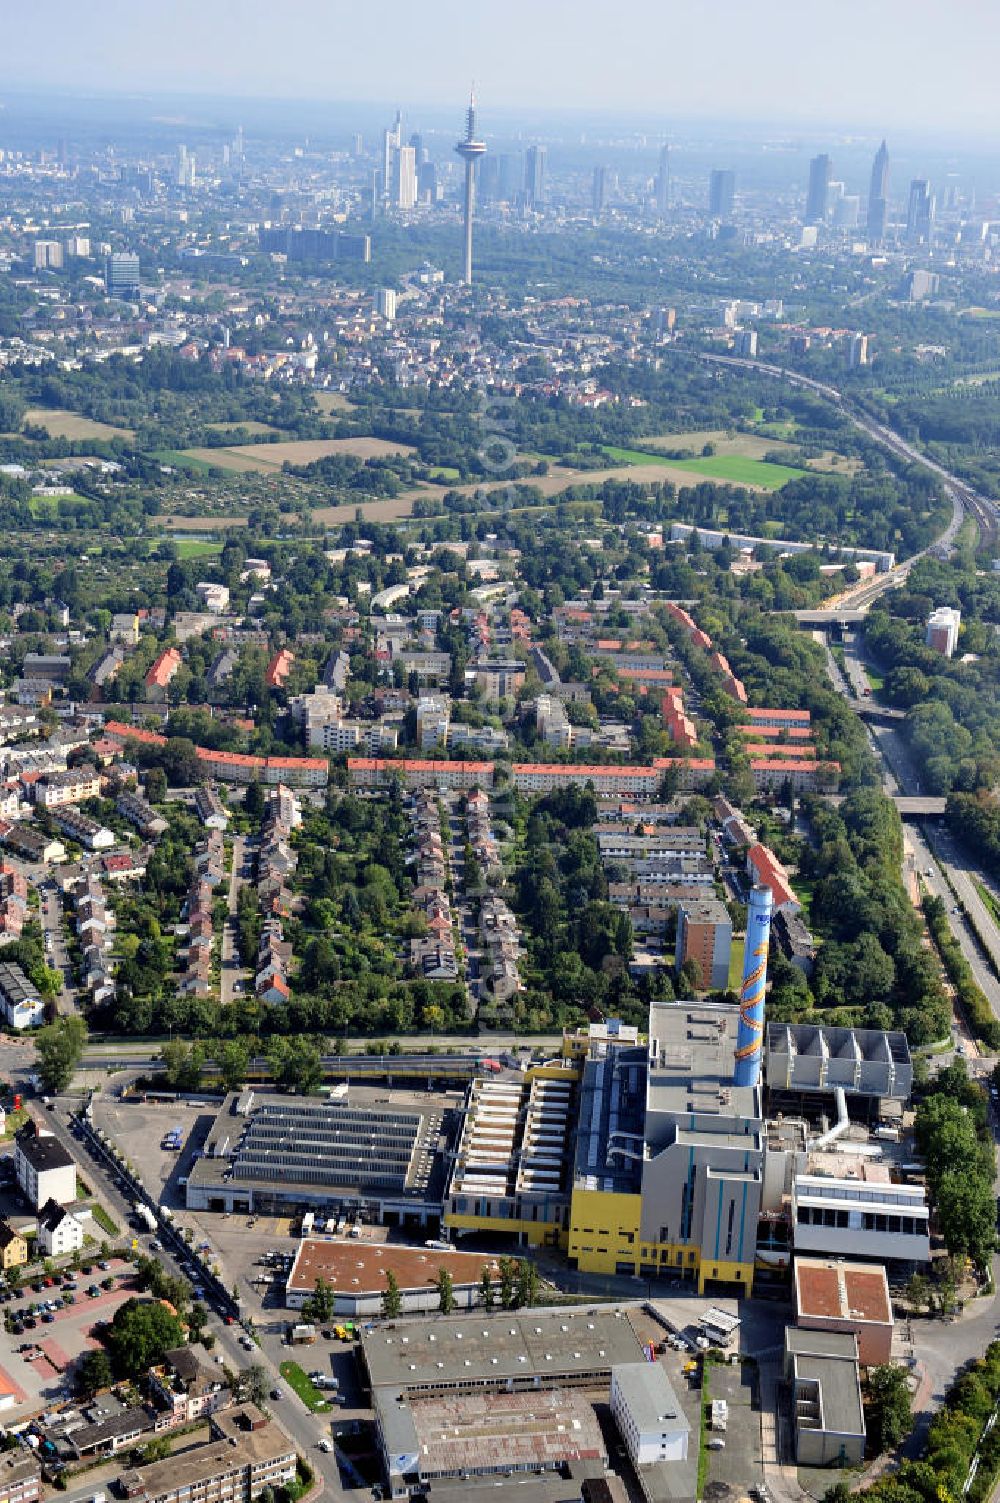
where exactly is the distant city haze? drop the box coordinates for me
[5,0,1000,136]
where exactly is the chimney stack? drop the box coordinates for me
[734,884,773,1087]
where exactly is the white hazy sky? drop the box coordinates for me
[6,0,1000,134]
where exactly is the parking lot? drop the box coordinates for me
[93,1095,216,1212]
[0,1261,136,1417]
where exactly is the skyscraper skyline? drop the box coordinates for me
[805,152,831,224]
[454,85,486,286]
[867,138,890,243]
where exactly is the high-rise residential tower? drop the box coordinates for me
[454,86,486,286]
[867,139,889,243]
[805,153,831,224]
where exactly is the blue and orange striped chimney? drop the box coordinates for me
[734,884,773,1087]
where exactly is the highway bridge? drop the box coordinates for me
[893,796,947,817]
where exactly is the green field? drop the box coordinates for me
[668,455,805,489]
[158,538,224,559]
[602,445,672,466]
[429,466,462,481]
[150,449,218,474]
[279,1361,331,1412]
[28,493,91,514]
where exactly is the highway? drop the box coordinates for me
[690,348,996,608]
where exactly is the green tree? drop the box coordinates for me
[437,1267,455,1315]
[106,1298,185,1378]
[303,1278,335,1324]
[34,1015,87,1093]
[381,1270,402,1320]
[515,1261,539,1310]
[268,1037,323,1095]
[866,1364,912,1452]
[479,1269,494,1309]
[498,1257,516,1310]
[76,1348,113,1396]
[160,1039,205,1092]
[234,1363,270,1407]
[216,1039,250,1093]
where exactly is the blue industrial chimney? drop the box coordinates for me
[734,884,773,1087]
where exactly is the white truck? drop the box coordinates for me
[135,1204,158,1234]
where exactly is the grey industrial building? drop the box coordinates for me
[363,1307,646,1500]
[184,1089,451,1227]
[766,1024,912,1105]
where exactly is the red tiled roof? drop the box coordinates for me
[747,706,811,722]
[145,648,182,688]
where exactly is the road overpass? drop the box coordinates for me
[894,796,947,817]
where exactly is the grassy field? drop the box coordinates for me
[279,1361,331,1412]
[203,420,284,436]
[28,493,90,514]
[667,455,806,490]
[313,391,355,413]
[152,449,218,474]
[429,465,462,481]
[642,429,789,459]
[23,408,134,441]
[601,444,674,466]
[181,436,416,472]
[159,538,224,559]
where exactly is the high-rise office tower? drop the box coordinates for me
[417,159,437,201]
[805,153,832,224]
[524,144,547,207]
[393,145,417,210]
[479,156,500,203]
[592,165,610,214]
[906,178,935,243]
[177,144,195,189]
[867,139,889,243]
[709,169,735,218]
[352,132,364,157]
[105,252,141,297]
[382,109,402,196]
[409,132,427,165]
[497,152,522,203]
[454,86,486,286]
[655,143,671,215]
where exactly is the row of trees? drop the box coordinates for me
[376,1258,540,1320]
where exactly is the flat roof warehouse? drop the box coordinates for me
[185,1089,455,1224]
[361,1307,647,1395]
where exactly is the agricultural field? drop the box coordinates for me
[180,436,417,471]
[22,407,134,441]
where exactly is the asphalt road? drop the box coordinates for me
[220,833,249,1006]
[40,1096,352,1499]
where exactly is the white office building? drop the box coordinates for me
[611,1363,690,1466]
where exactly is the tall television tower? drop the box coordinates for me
[454,84,486,285]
